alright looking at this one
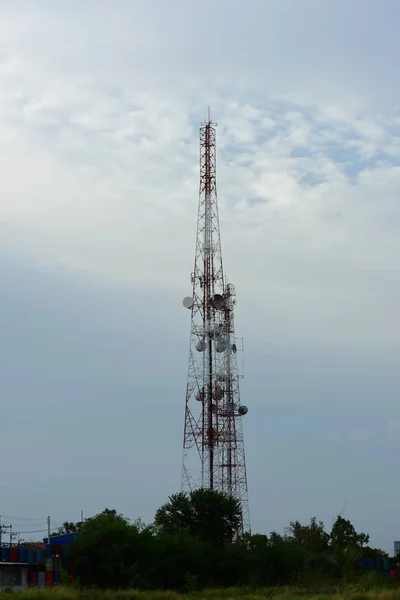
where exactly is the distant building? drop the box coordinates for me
[0,563,29,591]
[394,541,400,556]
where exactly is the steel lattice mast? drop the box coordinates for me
[181,112,250,536]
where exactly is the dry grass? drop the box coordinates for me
[9,584,400,600]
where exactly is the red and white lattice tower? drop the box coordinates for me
[181,112,250,536]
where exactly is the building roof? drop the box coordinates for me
[43,533,76,545]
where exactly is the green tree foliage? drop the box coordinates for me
[52,521,82,536]
[70,508,152,589]
[286,517,330,555]
[330,516,369,549]
[242,532,306,586]
[68,492,389,591]
[154,488,242,546]
[149,529,221,590]
[322,516,371,580]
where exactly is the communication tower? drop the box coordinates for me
[181,112,250,536]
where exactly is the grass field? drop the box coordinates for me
[8,583,400,600]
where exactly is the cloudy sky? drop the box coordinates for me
[1,0,400,551]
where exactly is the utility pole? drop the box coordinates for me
[0,524,12,547]
[9,528,17,547]
[47,516,51,542]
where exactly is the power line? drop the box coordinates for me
[16,529,48,534]
[0,515,48,521]
[0,515,64,526]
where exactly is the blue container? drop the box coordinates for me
[36,549,45,564]
[1,547,10,562]
[27,548,37,563]
[19,548,28,563]
[54,570,61,586]
[46,544,53,558]
[369,558,376,570]
[384,558,390,571]
[362,559,369,570]
[37,572,46,588]
[44,533,76,545]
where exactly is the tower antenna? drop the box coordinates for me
[181,112,250,536]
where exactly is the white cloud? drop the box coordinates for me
[2,0,400,552]
[0,1,398,350]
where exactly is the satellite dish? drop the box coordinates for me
[215,339,226,352]
[195,388,204,401]
[182,296,194,309]
[231,344,237,354]
[211,293,224,309]
[195,339,206,352]
[239,405,248,416]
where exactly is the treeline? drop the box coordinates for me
[61,489,387,590]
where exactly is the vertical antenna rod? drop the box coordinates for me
[181,113,250,536]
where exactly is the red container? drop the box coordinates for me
[9,547,19,562]
[28,569,37,587]
[45,571,54,588]
[53,544,63,557]
[390,568,397,582]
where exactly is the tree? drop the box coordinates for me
[150,529,221,590]
[362,545,388,559]
[154,488,242,547]
[286,517,330,554]
[70,508,150,589]
[64,499,378,590]
[330,516,369,550]
[324,516,370,580]
[51,521,82,536]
